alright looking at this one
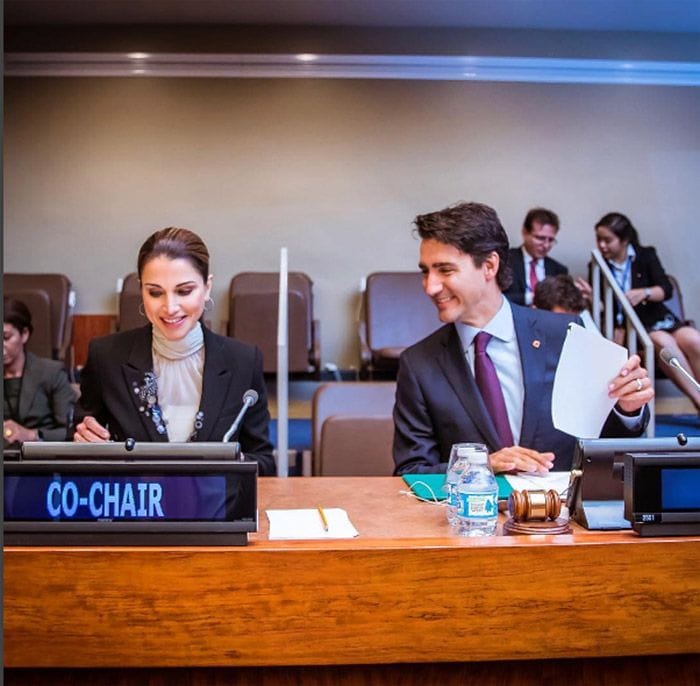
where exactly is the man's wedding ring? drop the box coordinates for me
[635,378,643,392]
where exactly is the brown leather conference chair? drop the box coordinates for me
[359,272,442,379]
[117,272,147,332]
[312,381,396,476]
[3,273,75,367]
[228,272,320,375]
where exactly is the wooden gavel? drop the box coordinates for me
[508,489,561,522]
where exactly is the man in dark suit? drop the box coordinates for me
[504,207,568,306]
[393,202,653,475]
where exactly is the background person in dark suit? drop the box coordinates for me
[393,202,652,475]
[3,298,76,444]
[596,211,700,415]
[504,207,568,306]
[74,227,275,475]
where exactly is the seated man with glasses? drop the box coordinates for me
[504,207,569,306]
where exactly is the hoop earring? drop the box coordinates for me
[138,302,145,317]
[204,297,215,312]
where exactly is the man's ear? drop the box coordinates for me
[482,251,500,282]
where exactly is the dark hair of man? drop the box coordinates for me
[595,212,640,248]
[414,201,512,291]
[137,227,210,283]
[533,275,585,314]
[3,298,33,336]
[523,207,560,233]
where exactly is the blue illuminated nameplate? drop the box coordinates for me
[4,459,257,546]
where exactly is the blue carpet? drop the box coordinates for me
[654,414,700,438]
[269,419,312,450]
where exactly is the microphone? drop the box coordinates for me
[659,348,700,392]
[223,389,259,443]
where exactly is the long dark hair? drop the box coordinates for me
[595,212,640,248]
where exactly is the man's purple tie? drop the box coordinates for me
[473,331,514,448]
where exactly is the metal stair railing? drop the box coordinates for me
[590,249,655,436]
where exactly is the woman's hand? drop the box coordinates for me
[3,420,38,443]
[625,288,648,307]
[574,277,593,304]
[74,416,111,442]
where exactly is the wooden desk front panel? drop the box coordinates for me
[5,478,700,668]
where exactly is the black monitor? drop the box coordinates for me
[567,435,700,530]
[19,440,241,460]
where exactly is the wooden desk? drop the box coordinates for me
[4,477,700,678]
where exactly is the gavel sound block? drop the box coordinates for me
[503,489,572,535]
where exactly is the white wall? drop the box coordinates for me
[4,76,699,368]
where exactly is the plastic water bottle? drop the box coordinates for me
[445,443,485,531]
[456,448,498,537]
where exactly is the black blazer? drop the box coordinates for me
[77,325,275,475]
[621,245,675,331]
[4,351,76,442]
[504,247,569,306]
[392,303,647,474]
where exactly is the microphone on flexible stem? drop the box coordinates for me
[223,389,259,446]
[659,348,700,392]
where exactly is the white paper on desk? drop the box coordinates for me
[505,471,572,495]
[552,323,627,439]
[266,508,359,540]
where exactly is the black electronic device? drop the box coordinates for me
[567,435,700,530]
[624,451,700,536]
[20,440,241,461]
[4,447,257,546]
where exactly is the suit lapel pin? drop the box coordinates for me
[532,339,541,349]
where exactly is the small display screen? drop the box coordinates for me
[4,461,257,526]
[661,468,700,511]
[5,474,233,521]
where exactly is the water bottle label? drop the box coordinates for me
[459,492,497,518]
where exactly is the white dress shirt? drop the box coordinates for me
[455,297,523,445]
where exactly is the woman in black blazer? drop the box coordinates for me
[74,227,275,475]
[4,298,76,445]
[596,212,700,414]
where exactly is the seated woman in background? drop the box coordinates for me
[3,298,76,445]
[533,274,597,329]
[595,212,700,414]
[73,227,276,475]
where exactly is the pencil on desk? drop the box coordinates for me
[317,506,329,532]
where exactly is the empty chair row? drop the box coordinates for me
[6,270,693,381]
[118,271,321,374]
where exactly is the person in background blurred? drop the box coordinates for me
[504,207,568,306]
[3,297,76,445]
[534,274,597,330]
[595,211,700,414]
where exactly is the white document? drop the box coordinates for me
[552,323,628,439]
[505,471,572,496]
[266,508,359,540]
